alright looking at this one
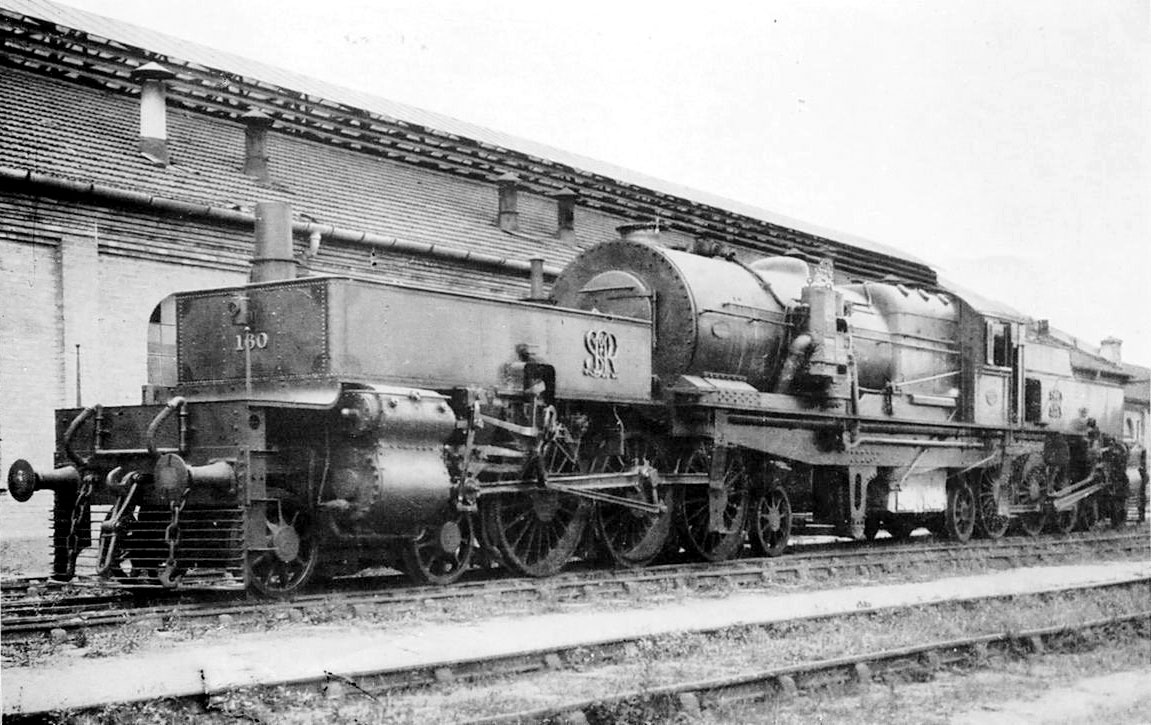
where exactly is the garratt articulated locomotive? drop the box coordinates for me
[6,203,1136,594]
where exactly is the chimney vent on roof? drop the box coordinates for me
[1100,336,1122,364]
[549,187,578,243]
[1037,319,1050,336]
[131,62,176,165]
[241,108,274,182]
[495,172,520,232]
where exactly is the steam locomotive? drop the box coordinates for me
[6,203,1136,595]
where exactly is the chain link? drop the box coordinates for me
[65,478,94,578]
[160,487,191,585]
[96,477,140,575]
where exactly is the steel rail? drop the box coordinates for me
[1,528,1144,636]
[465,608,1151,725]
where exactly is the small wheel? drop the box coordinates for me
[482,491,591,577]
[248,500,319,597]
[974,468,1010,540]
[401,512,475,585]
[590,433,674,568]
[676,445,749,562]
[944,481,976,542]
[749,487,792,557]
[1014,464,1048,538]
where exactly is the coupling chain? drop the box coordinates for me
[160,487,191,586]
[65,478,94,577]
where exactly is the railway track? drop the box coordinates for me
[469,607,1151,724]
[2,527,1144,637]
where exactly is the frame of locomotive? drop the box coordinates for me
[6,205,1135,594]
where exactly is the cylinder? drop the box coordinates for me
[327,387,458,536]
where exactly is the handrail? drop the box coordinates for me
[62,405,99,467]
[145,396,189,458]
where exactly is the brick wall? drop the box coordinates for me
[0,236,61,560]
[0,198,243,554]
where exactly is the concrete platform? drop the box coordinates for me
[3,560,1149,715]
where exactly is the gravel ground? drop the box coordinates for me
[711,642,1151,724]
[42,578,1149,724]
[7,540,1145,671]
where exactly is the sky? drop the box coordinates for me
[55,0,1151,364]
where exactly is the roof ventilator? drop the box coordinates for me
[549,187,578,243]
[496,172,520,232]
[131,62,176,166]
[241,108,275,183]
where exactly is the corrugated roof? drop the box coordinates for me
[0,0,929,270]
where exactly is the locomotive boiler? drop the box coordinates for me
[6,204,1135,593]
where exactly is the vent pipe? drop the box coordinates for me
[241,108,274,182]
[131,62,176,165]
[528,257,546,301]
[550,187,578,243]
[251,201,297,283]
[496,172,520,232]
[1099,336,1122,364]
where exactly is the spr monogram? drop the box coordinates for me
[582,330,619,379]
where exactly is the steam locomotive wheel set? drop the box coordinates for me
[5,204,1141,595]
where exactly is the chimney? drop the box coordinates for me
[617,222,661,245]
[241,108,274,182]
[131,62,176,165]
[251,202,298,283]
[1099,336,1122,364]
[1037,319,1050,336]
[550,187,577,243]
[495,172,520,232]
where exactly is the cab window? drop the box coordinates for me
[986,321,1011,367]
